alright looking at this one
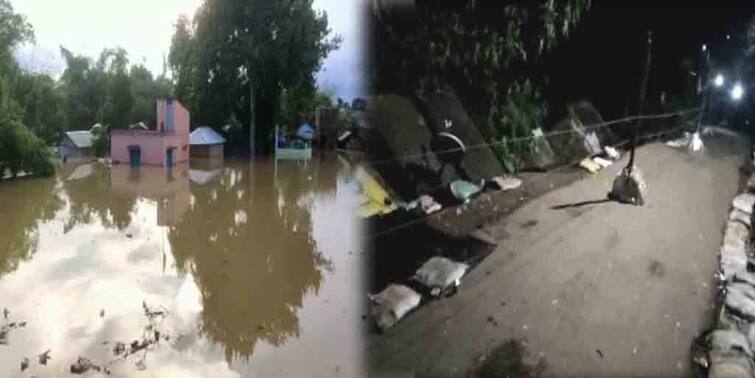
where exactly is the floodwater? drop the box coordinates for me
[0,154,365,377]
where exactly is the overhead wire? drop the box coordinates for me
[363,107,700,168]
[366,115,698,240]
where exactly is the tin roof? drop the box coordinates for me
[66,131,94,149]
[190,126,226,145]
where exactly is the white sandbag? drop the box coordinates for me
[712,330,752,357]
[414,256,469,296]
[604,146,620,160]
[418,195,441,214]
[721,245,748,280]
[730,209,752,227]
[665,132,691,148]
[368,284,422,331]
[490,176,522,191]
[725,283,755,320]
[710,330,754,378]
[733,193,755,214]
[709,355,754,378]
[723,221,749,251]
[420,196,442,214]
[592,156,613,168]
[689,132,704,152]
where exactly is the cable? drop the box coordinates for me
[366,121,694,240]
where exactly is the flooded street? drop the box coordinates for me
[0,154,365,377]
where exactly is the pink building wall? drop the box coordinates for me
[110,99,190,166]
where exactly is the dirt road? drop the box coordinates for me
[368,135,747,377]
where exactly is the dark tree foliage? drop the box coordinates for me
[0,0,54,178]
[169,0,340,154]
[372,0,591,140]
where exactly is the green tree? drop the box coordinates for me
[59,47,100,130]
[129,64,173,126]
[373,1,591,155]
[169,0,340,155]
[0,0,54,178]
[98,47,133,129]
[13,73,67,143]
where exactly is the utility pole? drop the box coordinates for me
[627,30,653,174]
[249,79,256,156]
[695,47,712,134]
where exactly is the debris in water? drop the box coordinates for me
[20,357,29,371]
[142,301,167,319]
[596,349,604,358]
[113,342,126,356]
[130,339,149,353]
[126,233,133,238]
[2,308,8,319]
[632,347,638,355]
[100,309,105,318]
[70,357,100,374]
[39,349,51,365]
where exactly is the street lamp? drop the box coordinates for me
[731,82,744,101]
[714,73,725,87]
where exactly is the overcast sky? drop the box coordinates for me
[12,0,365,100]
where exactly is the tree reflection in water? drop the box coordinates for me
[0,155,349,367]
[169,157,339,362]
[0,175,63,276]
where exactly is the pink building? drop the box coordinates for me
[111,99,190,167]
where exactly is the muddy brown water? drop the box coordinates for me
[0,154,365,377]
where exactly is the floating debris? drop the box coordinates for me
[70,357,101,374]
[113,342,126,356]
[38,349,51,365]
[20,357,29,372]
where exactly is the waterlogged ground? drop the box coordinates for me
[0,154,365,377]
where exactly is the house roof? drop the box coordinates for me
[66,131,94,149]
[297,123,315,140]
[190,126,226,145]
[129,122,149,130]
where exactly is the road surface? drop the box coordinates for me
[368,135,747,377]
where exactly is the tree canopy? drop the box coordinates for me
[169,0,341,154]
[373,1,591,127]
[0,0,55,178]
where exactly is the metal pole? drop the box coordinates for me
[627,31,653,174]
[696,49,712,134]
